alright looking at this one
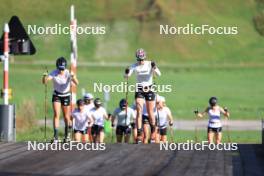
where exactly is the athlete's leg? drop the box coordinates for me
[208,132,214,143]
[88,127,93,142]
[136,98,144,141]
[116,135,123,143]
[83,134,89,142]
[62,105,72,139]
[156,128,161,143]
[161,135,167,142]
[83,129,89,142]
[132,124,137,143]
[99,130,105,143]
[52,101,61,139]
[124,134,131,143]
[146,100,156,141]
[216,132,222,144]
[74,132,81,142]
[143,123,150,144]
[116,126,123,143]
[91,126,97,143]
[124,127,131,143]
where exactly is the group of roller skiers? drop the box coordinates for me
[42,48,230,144]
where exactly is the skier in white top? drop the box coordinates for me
[155,95,173,143]
[83,93,95,142]
[124,48,161,143]
[90,98,110,143]
[195,97,230,144]
[112,99,136,143]
[42,57,79,143]
[71,99,93,142]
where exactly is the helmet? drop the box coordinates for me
[77,99,84,106]
[209,97,217,106]
[83,93,94,100]
[94,98,102,108]
[119,99,127,109]
[56,57,67,71]
[135,48,146,61]
[157,96,165,103]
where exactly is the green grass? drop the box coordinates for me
[3,64,264,120]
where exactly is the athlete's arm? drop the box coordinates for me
[88,114,94,127]
[197,107,209,118]
[151,61,161,76]
[111,109,117,125]
[167,108,173,126]
[220,106,230,118]
[103,109,109,120]
[71,72,79,85]
[124,64,136,78]
[42,73,52,84]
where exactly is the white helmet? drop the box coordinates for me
[83,93,94,100]
[156,95,165,102]
[135,48,146,61]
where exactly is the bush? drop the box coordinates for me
[16,99,36,133]
[253,11,264,36]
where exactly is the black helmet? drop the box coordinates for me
[94,98,102,108]
[77,99,84,106]
[56,57,67,71]
[119,99,127,109]
[209,97,217,106]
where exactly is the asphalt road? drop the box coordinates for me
[0,142,263,176]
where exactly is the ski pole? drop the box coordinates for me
[125,69,129,128]
[110,114,114,143]
[43,67,48,142]
[194,108,199,143]
[125,68,129,143]
[111,126,114,143]
[224,107,231,143]
[153,71,160,142]
[69,67,74,141]
[168,124,174,143]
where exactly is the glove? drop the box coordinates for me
[169,121,173,126]
[224,107,228,112]
[108,113,112,119]
[70,72,75,79]
[151,61,156,69]
[194,110,199,114]
[125,68,130,74]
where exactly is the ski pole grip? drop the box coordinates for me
[125,68,130,74]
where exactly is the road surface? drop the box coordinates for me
[0,142,263,176]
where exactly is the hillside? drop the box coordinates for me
[0,0,262,65]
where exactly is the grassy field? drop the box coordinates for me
[2,64,264,120]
